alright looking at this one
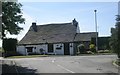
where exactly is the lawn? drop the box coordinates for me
[115,59,120,66]
[6,55,48,58]
[0,47,3,52]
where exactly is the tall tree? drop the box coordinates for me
[110,15,120,58]
[2,2,25,38]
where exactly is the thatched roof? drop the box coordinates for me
[18,22,97,45]
[74,32,97,42]
[19,23,77,45]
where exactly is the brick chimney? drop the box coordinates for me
[72,18,80,33]
[32,22,37,32]
[72,18,78,27]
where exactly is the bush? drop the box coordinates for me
[89,44,96,53]
[77,44,86,54]
[2,38,17,57]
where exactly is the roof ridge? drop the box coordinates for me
[35,22,72,26]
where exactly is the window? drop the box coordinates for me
[26,47,33,52]
[56,44,62,50]
[56,47,61,50]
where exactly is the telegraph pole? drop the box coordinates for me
[94,10,98,52]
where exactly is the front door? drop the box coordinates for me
[64,43,70,55]
[48,44,53,52]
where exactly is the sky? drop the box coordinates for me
[0,0,120,47]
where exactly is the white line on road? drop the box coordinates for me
[52,58,55,63]
[57,64,75,73]
[52,60,55,63]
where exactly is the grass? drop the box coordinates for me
[6,55,48,58]
[112,59,120,67]
[115,59,120,66]
[0,48,3,52]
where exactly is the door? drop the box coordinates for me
[64,43,70,55]
[48,44,53,52]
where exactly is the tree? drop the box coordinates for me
[2,2,25,38]
[1,2,25,57]
[110,15,120,58]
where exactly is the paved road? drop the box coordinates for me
[3,55,119,74]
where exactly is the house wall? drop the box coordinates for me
[17,46,27,55]
[53,43,74,55]
[54,43,64,55]
[17,44,48,55]
[76,25,80,33]
[34,44,48,54]
[17,43,74,55]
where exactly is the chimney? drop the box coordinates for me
[32,22,37,32]
[72,18,80,33]
[72,18,78,27]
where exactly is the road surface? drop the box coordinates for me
[7,55,119,74]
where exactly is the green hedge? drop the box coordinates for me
[2,38,17,57]
[91,37,111,50]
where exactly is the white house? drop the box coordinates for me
[17,19,97,55]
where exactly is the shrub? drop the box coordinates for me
[89,44,96,53]
[77,44,86,54]
[2,38,17,57]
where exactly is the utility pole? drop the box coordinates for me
[94,10,98,52]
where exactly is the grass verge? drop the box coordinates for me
[112,59,120,67]
[6,55,48,58]
[115,59,120,66]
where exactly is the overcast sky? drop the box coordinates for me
[0,0,120,47]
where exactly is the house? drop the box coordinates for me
[17,19,97,55]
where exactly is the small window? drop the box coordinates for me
[26,47,33,52]
[56,47,61,50]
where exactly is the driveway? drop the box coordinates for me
[3,55,119,74]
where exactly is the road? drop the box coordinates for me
[2,55,119,74]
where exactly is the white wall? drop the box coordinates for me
[69,43,74,55]
[76,24,80,33]
[54,43,64,55]
[17,43,74,55]
[36,44,48,54]
[17,44,48,55]
[17,46,27,55]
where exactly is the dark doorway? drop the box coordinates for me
[48,44,53,52]
[64,43,70,55]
